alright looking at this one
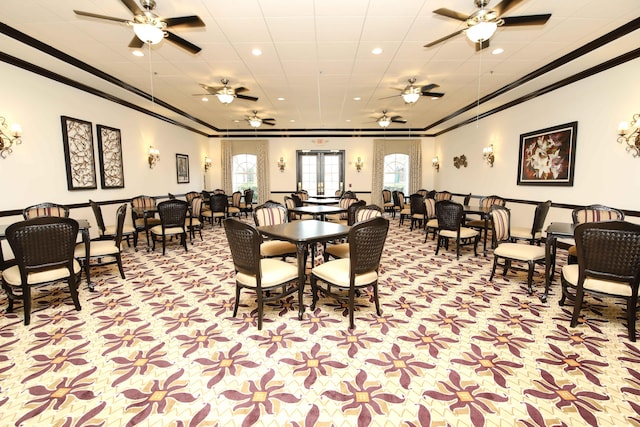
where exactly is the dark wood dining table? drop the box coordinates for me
[288,205,346,221]
[0,219,92,287]
[303,198,341,206]
[462,205,493,256]
[541,222,575,303]
[258,219,350,319]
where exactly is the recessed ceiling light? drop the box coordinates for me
[201,97,209,102]
[346,119,351,122]
[277,97,285,101]
[371,47,383,55]
[353,97,361,101]
[233,119,240,123]
[289,119,295,123]
[492,48,504,55]
[252,48,262,56]
[132,50,144,57]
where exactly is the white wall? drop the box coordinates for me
[0,62,209,212]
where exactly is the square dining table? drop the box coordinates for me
[288,205,346,221]
[257,219,350,319]
[541,222,575,303]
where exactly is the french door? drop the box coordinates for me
[296,150,345,196]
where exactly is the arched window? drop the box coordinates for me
[232,154,257,200]
[383,153,409,193]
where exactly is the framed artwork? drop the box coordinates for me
[517,121,578,186]
[96,125,125,189]
[60,116,97,190]
[176,153,190,184]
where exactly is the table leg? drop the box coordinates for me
[482,214,488,256]
[541,234,557,303]
[144,213,151,252]
[295,242,307,320]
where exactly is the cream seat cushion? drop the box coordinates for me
[260,240,297,257]
[562,264,632,297]
[236,258,297,288]
[150,225,185,236]
[74,241,119,258]
[494,242,545,262]
[102,224,135,236]
[134,217,161,227]
[440,227,479,239]
[325,242,350,259]
[511,226,542,240]
[3,260,81,286]
[312,258,377,287]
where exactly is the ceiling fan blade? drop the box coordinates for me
[120,0,144,16]
[424,29,465,47]
[501,14,551,26]
[164,16,205,28]
[165,31,201,54]
[234,87,250,93]
[262,118,275,122]
[493,0,524,17]
[236,94,259,102]
[419,83,439,93]
[128,35,144,48]
[433,8,469,21]
[74,10,130,24]
[475,39,490,51]
[422,92,445,98]
[390,116,406,123]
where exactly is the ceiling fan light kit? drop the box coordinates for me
[133,23,164,44]
[466,21,498,43]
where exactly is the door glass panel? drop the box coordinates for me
[297,151,344,195]
[323,154,340,195]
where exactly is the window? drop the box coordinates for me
[296,150,344,195]
[383,153,409,193]
[232,154,257,200]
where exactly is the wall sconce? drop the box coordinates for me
[277,157,286,172]
[148,146,160,168]
[204,156,212,171]
[0,116,22,159]
[355,157,364,172]
[617,114,640,157]
[432,156,440,172]
[482,144,495,167]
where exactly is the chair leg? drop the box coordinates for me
[310,276,319,310]
[22,285,31,326]
[627,295,638,342]
[570,286,585,328]
[116,254,126,279]
[256,291,263,330]
[373,282,381,316]
[348,286,356,329]
[489,257,499,281]
[233,286,241,317]
[68,276,82,311]
[526,261,535,295]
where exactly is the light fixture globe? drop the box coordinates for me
[249,117,262,128]
[377,116,391,128]
[133,23,165,44]
[401,91,420,104]
[216,88,235,104]
[466,21,497,43]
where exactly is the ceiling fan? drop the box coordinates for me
[377,110,406,128]
[383,78,445,104]
[246,111,275,128]
[74,0,205,54]
[425,0,551,51]
[196,79,258,104]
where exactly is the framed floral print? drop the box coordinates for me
[61,116,97,190]
[96,125,125,189]
[176,153,190,184]
[517,121,577,186]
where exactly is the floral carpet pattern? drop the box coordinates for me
[1,214,640,426]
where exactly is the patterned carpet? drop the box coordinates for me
[1,214,640,427]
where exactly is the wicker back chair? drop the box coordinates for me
[409,193,427,231]
[435,200,479,260]
[130,195,160,248]
[567,204,625,264]
[2,217,81,325]
[241,189,255,217]
[150,200,188,255]
[203,193,228,227]
[311,216,389,329]
[560,221,640,341]
[23,202,69,220]
[223,218,300,330]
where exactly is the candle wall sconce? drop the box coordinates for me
[277,157,286,172]
[355,157,364,172]
[617,114,640,157]
[148,146,160,168]
[0,116,22,159]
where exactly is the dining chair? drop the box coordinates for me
[185,191,200,204]
[511,200,552,245]
[22,202,69,219]
[326,197,361,224]
[324,205,383,261]
[241,189,254,217]
[74,204,127,291]
[90,200,135,247]
[1,217,82,325]
[391,190,401,219]
[131,195,161,248]
[560,221,640,341]
[567,204,625,264]
[212,189,226,195]
[150,199,189,255]
[424,198,438,242]
[224,218,300,330]
[311,216,389,329]
[435,200,479,260]
[382,189,394,216]
[489,205,546,295]
[323,201,368,261]
[435,191,452,201]
[409,193,427,231]
[202,193,228,228]
[397,191,411,226]
[228,191,243,218]
[466,195,506,243]
[253,201,297,260]
[186,196,204,241]
[416,189,428,197]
